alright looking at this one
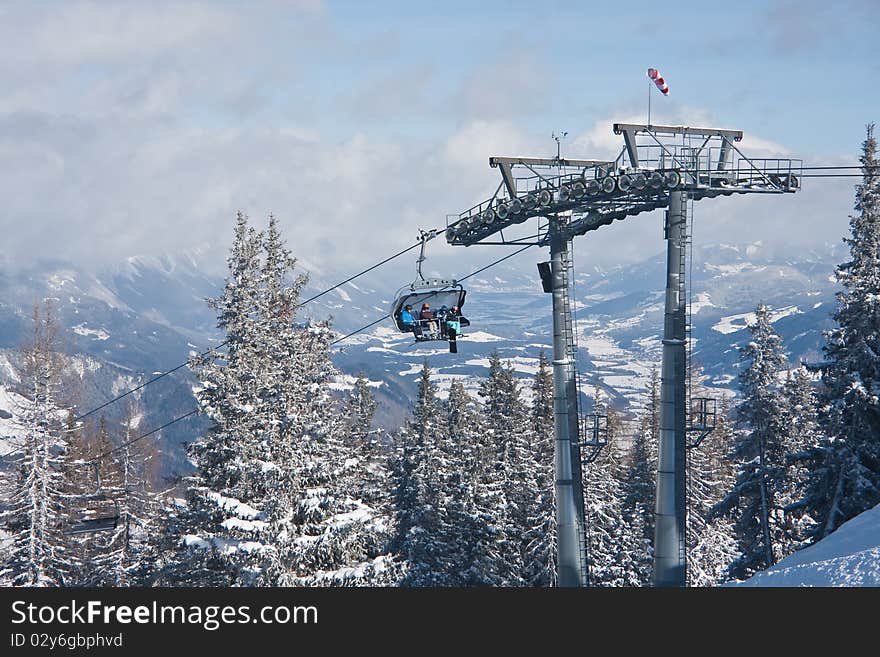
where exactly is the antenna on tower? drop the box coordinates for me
[552,131,568,162]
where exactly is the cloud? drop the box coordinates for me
[0,1,863,286]
[0,2,234,70]
[343,64,437,120]
[456,49,555,120]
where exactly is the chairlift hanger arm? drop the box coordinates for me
[416,228,441,281]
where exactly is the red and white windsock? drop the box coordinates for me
[647,67,669,95]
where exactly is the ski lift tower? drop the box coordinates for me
[446,122,801,587]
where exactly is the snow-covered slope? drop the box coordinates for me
[732,503,880,587]
[0,384,28,457]
[335,239,842,426]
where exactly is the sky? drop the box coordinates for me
[0,0,877,279]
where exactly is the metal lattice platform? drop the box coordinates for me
[445,123,802,247]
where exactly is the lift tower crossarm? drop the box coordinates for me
[490,156,615,197]
[489,156,614,168]
[612,123,744,141]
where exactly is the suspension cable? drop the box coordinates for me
[331,243,534,346]
[71,236,431,424]
[52,243,537,465]
[87,410,200,463]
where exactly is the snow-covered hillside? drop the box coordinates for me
[0,383,31,457]
[336,239,842,425]
[732,503,880,587]
[0,240,846,476]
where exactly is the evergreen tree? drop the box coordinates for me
[439,379,500,585]
[339,375,388,512]
[344,375,378,445]
[523,351,556,587]
[620,365,659,586]
[582,385,631,586]
[0,302,74,586]
[778,367,823,552]
[61,409,106,586]
[393,362,450,585]
[713,304,791,580]
[478,352,536,585]
[159,213,391,586]
[686,382,738,587]
[802,124,880,540]
[90,403,159,586]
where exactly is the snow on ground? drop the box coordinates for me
[575,315,664,409]
[397,363,424,377]
[69,355,102,380]
[731,503,880,587]
[461,330,505,343]
[0,354,18,383]
[705,262,766,277]
[690,292,715,314]
[0,386,28,453]
[72,324,110,340]
[424,373,477,399]
[580,335,620,358]
[712,305,802,334]
[328,373,384,392]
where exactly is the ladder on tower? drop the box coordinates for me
[561,240,591,584]
[679,195,693,580]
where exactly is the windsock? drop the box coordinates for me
[647,68,669,95]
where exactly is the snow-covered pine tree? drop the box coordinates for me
[344,375,378,446]
[61,410,93,585]
[620,365,659,586]
[0,302,74,586]
[523,351,556,587]
[802,124,880,540]
[321,375,399,586]
[90,403,159,586]
[713,304,792,580]
[478,352,540,585]
[438,379,501,585]
[776,367,822,553]
[393,362,451,586]
[685,372,738,586]
[582,384,632,586]
[157,214,269,586]
[68,415,126,585]
[339,375,388,510]
[160,213,391,587]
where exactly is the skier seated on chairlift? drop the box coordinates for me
[446,306,463,337]
[400,304,423,340]
[433,305,451,337]
[419,303,439,338]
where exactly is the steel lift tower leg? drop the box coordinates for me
[549,217,587,587]
[653,190,689,587]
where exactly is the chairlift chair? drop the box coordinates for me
[66,462,121,535]
[390,229,471,353]
[68,502,120,535]
[390,280,470,353]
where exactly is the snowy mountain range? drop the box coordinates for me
[0,239,846,478]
